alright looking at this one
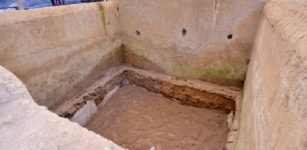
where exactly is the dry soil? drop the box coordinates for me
[86,85,228,150]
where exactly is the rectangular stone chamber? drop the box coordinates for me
[87,84,228,150]
[54,66,241,150]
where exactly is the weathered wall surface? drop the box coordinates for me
[237,1,307,149]
[0,65,124,150]
[0,2,122,108]
[118,0,265,87]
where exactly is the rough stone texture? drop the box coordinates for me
[55,66,241,118]
[119,0,265,87]
[126,68,237,113]
[0,1,123,108]
[225,93,243,150]
[53,67,125,118]
[236,1,307,150]
[87,85,229,150]
[0,66,124,150]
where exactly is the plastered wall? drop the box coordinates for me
[0,66,124,150]
[118,0,265,87]
[237,1,307,149]
[0,0,265,108]
[0,2,122,108]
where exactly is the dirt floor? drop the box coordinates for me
[86,85,228,150]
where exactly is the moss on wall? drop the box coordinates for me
[124,45,247,86]
[172,58,247,81]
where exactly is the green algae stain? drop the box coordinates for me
[126,45,247,84]
[173,58,247,81]
[205,59,235,77]
[97,3,107,35]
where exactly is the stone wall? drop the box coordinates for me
[0,1,122,108]
[118,0,265,87]
[0,0,266,108]
[236,1,307,149]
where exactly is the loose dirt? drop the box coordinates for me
[86,85,228,150]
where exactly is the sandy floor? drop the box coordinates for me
[86,85,228,150]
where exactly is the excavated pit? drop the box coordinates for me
[53,66,242,150]
[87,84,228,150]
